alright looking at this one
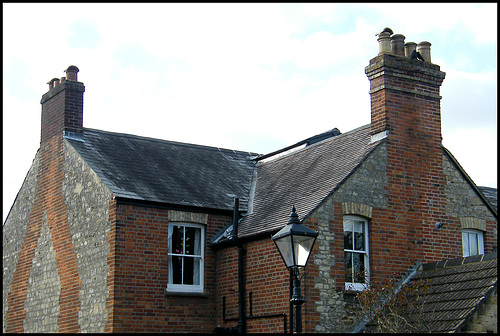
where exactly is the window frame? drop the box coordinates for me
[462,229,484,257]
[167,222,205,293]
[343,215,370,291]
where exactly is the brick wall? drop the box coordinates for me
[365,54,463,271]
[112,205,231,332]
[215,238,295,333]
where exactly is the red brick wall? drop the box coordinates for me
[111,204,231,332]
[215,235,321,333]
[105,197,118,332]
[366,55,462,281]
[484,219,497,252]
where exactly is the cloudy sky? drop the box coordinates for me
[3,3,497,222]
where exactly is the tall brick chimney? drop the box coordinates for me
[40,65,85,144]
[365,28,452,265]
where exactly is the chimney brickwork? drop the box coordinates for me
[365,31,463,274]
[40,66,84,144]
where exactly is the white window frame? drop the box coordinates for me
[343,215,370,291]
[462,229,484,257]
[167,223,205,293]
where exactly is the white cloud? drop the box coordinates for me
[443,127,497,188]
[3,3,497,222]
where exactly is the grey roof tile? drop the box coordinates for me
[237,124,381,238]
[477,186,497,212]
[408,252,497,332]
[66,128,258,212]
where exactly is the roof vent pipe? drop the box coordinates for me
[404,42,417,58]
[376,27,393,55]
[417,41,431,62]
[391,34,405,56]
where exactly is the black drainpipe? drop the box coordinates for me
[232,197,246,333]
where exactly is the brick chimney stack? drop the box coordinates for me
[40,65,85,144]
[365,28,449,265]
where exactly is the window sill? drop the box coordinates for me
[164,290,209,298]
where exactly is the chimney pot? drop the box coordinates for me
[417,41,431,62]
[65,65,80,81]
[376,27,393,55]
[391,34,405,56]
[404,42,417,58]
[47,78,59,90]
[53,78,60,87]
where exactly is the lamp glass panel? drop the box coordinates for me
[293,235,316,267]
[274,235,294,267]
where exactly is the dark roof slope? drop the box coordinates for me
[478,186,497,212]
[66,128,257,212]
[237,124,381,238]
[412,252,497,333]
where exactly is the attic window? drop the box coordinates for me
[462,229,484,257]
[167,223,205,293]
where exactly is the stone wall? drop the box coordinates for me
[311,143,388,333]
[62,140,113,332]
[444,154,496,221]
[3,140,113,332]
[3,152,39,332]
[332,142,388,209]
[463,288,497,333]
[23,213,60,332]
[443,153,497,252]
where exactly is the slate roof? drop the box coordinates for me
[411,252,498,333]
[236,124,382,238]
[477,186,497,213]
[65,128,258,212]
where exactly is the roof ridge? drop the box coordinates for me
[256,124,371,166]
[82,127,259,156]
[421,251,497,271]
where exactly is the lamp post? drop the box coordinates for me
[272,206,318,333]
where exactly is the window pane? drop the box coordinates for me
[353,253,365,283]
[354,221,364,232]
[170,255,183,284]
[185,227,200,255]
[344,252,353,282]
[344,220,353,233]
[344,230,353,250]
[183,257,194,284]
[354,231,364,251]
[470,233,478,256]
[172,225,185,254]
[462,232,469,256]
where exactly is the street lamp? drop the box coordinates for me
[272,206,318,333]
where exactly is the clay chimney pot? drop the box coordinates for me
[65,65,80,81]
